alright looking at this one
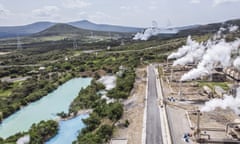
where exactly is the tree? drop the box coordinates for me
[83,113,101,132]
[76,133,102,144]
[96,124,113,142]
[29,120,58,144]
[108,102,123,122]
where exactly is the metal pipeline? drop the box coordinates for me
[226,122,240,134]
[200,133,211,140]
[200,128,225,132]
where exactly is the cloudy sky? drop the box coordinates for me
[0,0,239,27]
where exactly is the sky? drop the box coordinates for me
[0,0,240,27]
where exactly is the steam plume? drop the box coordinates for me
[168,36,196,60]
[133,21,178,41]
[17,135,30,144]
[229,25,239,33]
[201,88,240,115]
[233,57,240,71]
[181,39,240,81]
[172,42,206,66]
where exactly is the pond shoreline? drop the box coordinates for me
[57,109,93,122]
[0,77,92,139]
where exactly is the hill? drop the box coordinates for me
[33,23,88,36]
[32,23,133,39]
[0,20,142,38]
[0,22,55,38]
[69,20,143,33]
[178,19,240,36]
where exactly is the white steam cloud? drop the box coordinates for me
[233,57,240,70]
[98,75,116,90]
[133,27,178,41]
[172,38,206,66]
[229,25,239,33]
[168,36,197,60]
[133,21,178,41]
[17,135,30,144]
[167,25,240,81]
[181,39,240,81]
[213,27,226,41]
[201,88,240,115]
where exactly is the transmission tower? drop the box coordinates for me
[17,37,22,50]
[73,39,78,49]
[90,32,94,38]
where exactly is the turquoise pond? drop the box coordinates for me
[46,114,89,144]
[0,77,92,139]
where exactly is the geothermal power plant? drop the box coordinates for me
[162,24,240,143]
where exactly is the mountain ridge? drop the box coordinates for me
[0,18,240,39]
[69,20,143,33]
[0,20,143,38]
[32,23,129,37]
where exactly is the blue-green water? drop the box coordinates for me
[0,78,92,139]
[46,114,89,144]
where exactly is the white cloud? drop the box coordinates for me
[190,0,201,4]
[88,11,118,23]
[0,4,10,17]
[78,11,86,16]
[148,5,157,10]
[0,9,4,15]
[120,5,140,13]
[120,6,130,10]
[213,0,240,6]
[32,6,59,18]
[62,0,91,9]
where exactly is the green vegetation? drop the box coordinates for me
[70,70,131,143]
[198,81,229,91]
[0,72,74,119]
[29,120,58,144]
[0,81,13,97]
[0,120,58,144]
[107,102,123,122]
[0,67,31,78]
[3,132,27,144]
[74,101,123,143]
[0,26,189,142]
[108,69,135,99]
[69,80,105,114]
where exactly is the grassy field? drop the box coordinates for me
[0,89,11,97]
[198,81,229,91]
[0,81,22,97]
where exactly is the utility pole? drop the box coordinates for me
[17,36,22,50]
[73,39,77,49]
[178,81,183,100]
[91,32,94,38]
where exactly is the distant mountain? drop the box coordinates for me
[0,22,55,38]
[0,20,142,38]
[174,25,200,31]
[178,19,240,36]
[69,20,143,33]
[33,23,132,38]
[0,18,239,39]
[34,23,86,36]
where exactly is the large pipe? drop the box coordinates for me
[200,128,225,132]
[185,111,194,129]
[200,133,210,140]
[226,122,240,134]
[167,59,168,69]
[197,138,240,143]
[178,81,182,99]
[196,110,201,139]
